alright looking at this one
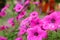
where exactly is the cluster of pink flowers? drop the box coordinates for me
[0,0,60,40]
[0,4,9,17]
[16,11,60,40]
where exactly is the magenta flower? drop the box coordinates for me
[30,17,42,27]
[43,13,60,25]
[1,4,9,11]
[15,37,23,40]
[27,27,47,40]
[42,12,60,30]
[24,0,30,5]
[18,17,31,36]
[14,3,23,12]
[51,11,60,28]
[0,36,7,40]
[30,11,39,19]
[0,11,6,17]
[50,11,60,17]
[18,27,26,36]
[42,22,57,30]
[20,17,31,27]
[16,11,26,20]
[0,25,8,31]
[18,17,34,36]
[8,18,15,26]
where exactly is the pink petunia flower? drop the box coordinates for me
[18,16,35,36]
[1,4,10,11]
[50,11,60,17]
[0,11,6,17]
[0,36,7,40]
[0,25,9,31]
[20,17,31,27]
[8,18,15,26]
[50,11,60,28]
[16,11,26,20]
[15,37,23,40]
[27,27,47,40]
[18,27,26,36]
[42,22,57,30]
[18,17,31,36]
[30,17,42,27]
[14,3,23,12]
[42,12,60,30]
[24,0,30,5]
[43,13,60,25]
[30,11,39,19]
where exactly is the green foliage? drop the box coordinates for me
[55,0,60,3]
[44,30,60,40]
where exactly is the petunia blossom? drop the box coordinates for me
[0,25,9,31]
[42,12,60,30]
[0,11,6,17]
[18,27,26,36]
[15,37,23,40]
[16,11,26,20]
[8,18,15,26]
[42,22,57,30]
[24,0,30,5]
[14,3,23,12]
[1,4,9,11]
[27,27,47,40]
[29,17,42,27]
[30,11,39,19]
[0,36,7,40]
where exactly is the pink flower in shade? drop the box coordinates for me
[24,0,30,5]
[42,12,60,30]
[16,11,26,20]
[18,27,26,36]
[14,3,23,12]
[0,11,6,17]
[29,11,39,21]
[50,11,60,28]
[30,17,42,27]
[15,37,23,40]
[1,4,10,11]
[43,13,60,25]
[50,11,60,17]
[42,22,57,30]
[0,25,9,31]
[27,27,47,40]
[18,17,31,36]
[20,17,31,26]
[0,36,7,40]
[47,10,54,15]
[8,18,15,26]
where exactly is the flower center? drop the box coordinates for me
[36,22,39,25]
[33,13,35,16]
[34,32,39,36]
[18,7,21,10]
[51,18,55,23]
[41,26,45,30]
